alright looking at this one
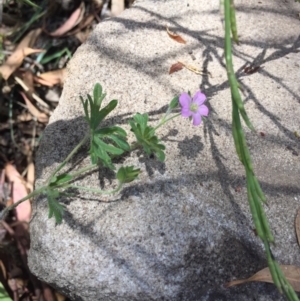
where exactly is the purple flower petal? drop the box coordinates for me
[179,93,192,108]
[199,104,209,116]
[181,107,192,117]
[192,112,202,126]
[193,91,206,106]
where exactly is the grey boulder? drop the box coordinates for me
[28,0,300,300]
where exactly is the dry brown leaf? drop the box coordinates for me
[37,69,66,86]
[173,61,212,77]
[50,2,85,37]
[243,65,260,74]
[15,76,50,111]
[178,61,207,75]
[73,2,85,28]
[26,162,35,193]
[5,163,31,223]
[111,0,125,16]
[17,112,33,122]
[295,208,300,246]
[55,292,66,301]
[18,28,42,49]
[0,28,42,80]
[22,70,35,94]
[225,265,300,292]
[67,14,94,37]
[74,30,90,43]
[169,62,184,74]
[0,48,44,80]
[0,260,6,279]
[19,91,49,123]
[34,76,54,87]
[166,26,186,44]
[42,283,56,301]
[0,169,5,186]
[8,278,27,296]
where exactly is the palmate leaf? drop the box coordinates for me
[90,126,130,169]
[129,113,166,162]
[117,166,140,184]
[46,188,66,224]
[93,83,103,107]
[80,83,116,130]
[92,99,117,130]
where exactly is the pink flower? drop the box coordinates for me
[179,91,209,126]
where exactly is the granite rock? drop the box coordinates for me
[28,0,300,300]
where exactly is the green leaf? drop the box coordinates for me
[92,99,118,130]
[49,173,73,187]
[94,126,130,152]
[87,93,94,111]
[156,149,165,161]
[117,166,140,184]
[93,83,103,107]
[90,138,112,166]
[0,283,13,301]
[21,0,39,8]
[169,96,179,109]
[95,136,124,155]
[47,189,65,224]
[133,113,148,134]
[95,126,126,137]
[109,134,130,152]
[129,113,166,161]
[90,124,129,168]
[80,96,90,125]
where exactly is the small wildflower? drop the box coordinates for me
[179,91,209,126]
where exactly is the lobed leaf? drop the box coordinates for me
[117,166,140,184]
[80,96,90,125]
[109,134,130,152]
[47,189,65,224]
[129,113,166,162]
[92,99,118,130]
[93,83,103,107]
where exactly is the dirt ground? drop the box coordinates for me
[0,1,134,300]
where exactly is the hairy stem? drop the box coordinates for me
[0,186,46,221]
[47,134,90,184]
[153,113,181,132]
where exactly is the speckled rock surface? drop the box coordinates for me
[28,0,300,300]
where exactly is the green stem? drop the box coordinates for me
[67,163,98,180]
[223,1,299,299]
[224,0,254,131]
[230,0,239,44]
[0,186,46,220]
[51,141,142,188]
[153,113,181,132]
[47,134,90,184]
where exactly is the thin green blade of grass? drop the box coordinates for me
[13,9,45,44]
[223,0,299,299]
[19,0,39,8]
[40,47,72,65]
